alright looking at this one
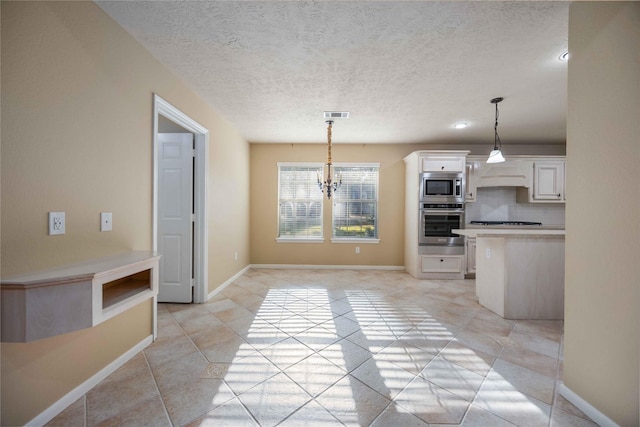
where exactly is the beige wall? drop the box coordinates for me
[1,2,249,424]
[565,3,640,426]
[250,142,564,266]
[251,143,406,267]
[1,301,153,426]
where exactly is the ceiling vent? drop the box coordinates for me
[323,111,350,119]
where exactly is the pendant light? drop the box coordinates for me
[487,97,506,164]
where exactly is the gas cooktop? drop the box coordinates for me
[470,221,542,226]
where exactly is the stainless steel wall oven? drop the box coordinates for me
[419,203,465,253]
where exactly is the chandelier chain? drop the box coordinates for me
[318,120,341,199]
[327,121,333,165]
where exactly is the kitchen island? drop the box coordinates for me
[454,227,565,320]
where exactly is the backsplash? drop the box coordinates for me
[465,187,565,226]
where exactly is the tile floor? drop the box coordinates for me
[48,269,597,427]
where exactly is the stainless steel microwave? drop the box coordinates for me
[419,172,464,203]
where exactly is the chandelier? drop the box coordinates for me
[487,97,506,164]
[317,120,342,199]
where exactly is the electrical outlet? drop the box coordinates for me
[49,212,65,235]
[355,247,360,254]
[101,212,112,232]
[234,251,238,261]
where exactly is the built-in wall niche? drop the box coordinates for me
[1,252,160,342]
[103,269,152,309]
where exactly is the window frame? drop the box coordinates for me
[276,162,325,243]
[330,162,381,244]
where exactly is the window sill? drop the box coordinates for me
[331,238,380,244]
[276,238,325,243]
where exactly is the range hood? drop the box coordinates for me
[475,162,530,188]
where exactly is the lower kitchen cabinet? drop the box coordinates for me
[466,237,477,274]
[421,255,464,274]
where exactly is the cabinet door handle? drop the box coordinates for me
[440,259,444,262]
[441,166,445,170]
[557,193,561,198]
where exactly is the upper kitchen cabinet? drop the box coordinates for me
[465,156,531,202]
[465,159,480,202]
[421,154,466,172]
[466,156,566,204]
[531,161,565,202]
[513,159,565,203]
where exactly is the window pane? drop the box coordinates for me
[278,165,323,239]
[332,166,379,238]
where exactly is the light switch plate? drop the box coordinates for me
[49,212,65,235]
[101,212,112,232]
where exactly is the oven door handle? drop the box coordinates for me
[421,210,464,215]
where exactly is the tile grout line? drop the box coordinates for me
[212,290,333,426]
[452,318,516,426]
[165,305,263,426]
[470,341,517,426]
[146,272,566,427]
[548,327,562,425]
[138,342,174,427]
[181,310,248,425]
[83,395,88,427]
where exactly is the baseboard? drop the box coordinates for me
[250,264,405,271]
[26,335,154,427]
[557,383,619,427]
[207,265,251,301]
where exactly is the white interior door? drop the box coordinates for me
[157,133,194,303]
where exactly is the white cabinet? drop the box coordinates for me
[404,150,469,280]
[466,237,476,274]
[471,157,531,189]
[563,161,567,201]
[531,161,565,202]
[421,255,464,274]
[465,161,478,202]
[466,156,566,204]
[421,157,465,172]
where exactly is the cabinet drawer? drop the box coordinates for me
[421,255,463,273]
[422,158,464,172]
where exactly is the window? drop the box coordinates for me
[277,163,323,241]
[332,164,380,241]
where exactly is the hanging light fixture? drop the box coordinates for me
[487,97,506,164]
[318,120,342,199]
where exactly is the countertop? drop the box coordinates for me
[453,226,565,238]
[1,251,160,286]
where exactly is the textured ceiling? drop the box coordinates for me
[96,1,569,145]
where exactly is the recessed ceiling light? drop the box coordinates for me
[453,122,468,129]
[559,51,569,61]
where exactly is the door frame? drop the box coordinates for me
[153,94,209,303]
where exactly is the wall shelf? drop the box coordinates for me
[103,273,151,309]
[1,251,160,342]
